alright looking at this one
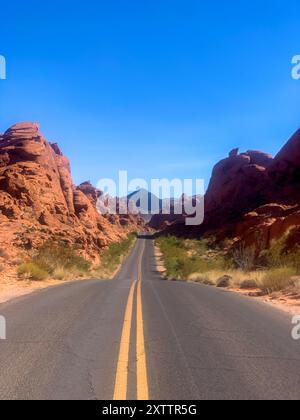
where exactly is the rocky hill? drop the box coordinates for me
[0,122,144,266]
[162,128,300,252]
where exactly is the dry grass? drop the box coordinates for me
[52,266,70,281]
[188,269,264,288]
[156,236,300,296]
[18,242,91,281]
[259,267,297,294]
[17,262,48,281]
[33,242,91,275]
[188,268,299,295]
[18,235,138,282]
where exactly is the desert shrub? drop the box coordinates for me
[260,267,297,294]
[231,243,256,271]
[156,236,226,280]
[103,233,136,262]
[52,266,69,280]
[157,236,185,254]
[18,242,91,281]
[260,240,285,269]
[260,240,300,273]
[94,233,137,278]
[164,256,185,279]
[185,238,209,255]
[18,262,48,281]
[283,246,300,273]
[33,242,91,274]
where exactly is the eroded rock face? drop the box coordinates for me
[265,129,300,204]
[204,149,272,229]
[203,131,300,249]
[77,181,101,205]
[0,122,143,264]
[162,127,300,252]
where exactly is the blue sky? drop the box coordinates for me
[0,0,300,190]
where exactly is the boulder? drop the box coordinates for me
[216,275,232,288]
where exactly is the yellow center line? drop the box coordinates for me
[136,278,149,400]
[137,240,145,282]
[113,239,149,400]
[113,280,137,400]
[136,240,149,400]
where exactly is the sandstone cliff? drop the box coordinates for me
[0,122,143,265]
[161,127,300,252]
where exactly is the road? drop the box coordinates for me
[0,236,299,400]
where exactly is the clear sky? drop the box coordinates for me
[0,0,300,190]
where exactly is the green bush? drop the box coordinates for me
[156,236,226,280]
[260,240,285,269]
[94,233,137,277]
[260,240,300,273]
[283,246,300,273]
[157,235,300,293]
[18,262,48,281]
[164,256,185,279]
[33,242,91,274]
[18,242,91,281]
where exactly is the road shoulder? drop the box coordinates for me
[154,243,300,317]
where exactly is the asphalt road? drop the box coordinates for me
[0,236,299,400]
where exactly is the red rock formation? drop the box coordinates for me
[265,129,300,204]
[204,149,272,229]
[161,127,300,252]
[233,130,300,249]
[0,122,143,264]
[77,181,101,205]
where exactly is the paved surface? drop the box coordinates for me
[0,236,299,400]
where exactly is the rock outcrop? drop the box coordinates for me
[265,129,300,204]
[161,127,300,252]
[0,122,143,264]
[204,149,273,229]
[229,130,300,249]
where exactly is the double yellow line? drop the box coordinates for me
[113,242,149,400]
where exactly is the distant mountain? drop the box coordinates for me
[127,189,162,215]
[125,189,203,227]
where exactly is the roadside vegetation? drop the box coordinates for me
[17,242,91,281]
[17,233,137,282]
[156,235,300,295]
[156,236,227,279]
[92,232,137,279]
